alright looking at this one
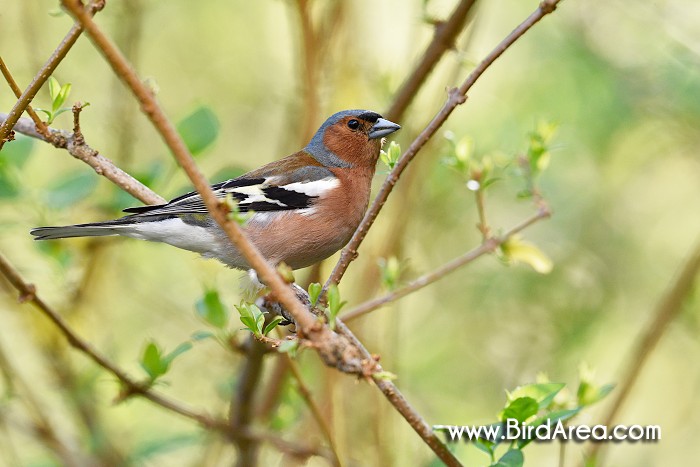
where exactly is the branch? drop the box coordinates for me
[585,236,700,464]
[334,319,461,467]
[324,0,563,291]
[56,2,563,465]
[229,337,267,467]
[0,56,49,138]
[0,255,330,463]
[286,355,341,467]
[385,0,478,122]
[60,0,369,374]
[0,112,165,206]
[0,251,226,434]
[0,1,105,149]
[343,206,551,322]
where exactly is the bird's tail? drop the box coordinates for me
[30,221,130,240]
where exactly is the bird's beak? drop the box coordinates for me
[368,118,401,140]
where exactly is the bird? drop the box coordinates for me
[31,109,401,270]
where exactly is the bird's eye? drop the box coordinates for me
[347,119,360,130]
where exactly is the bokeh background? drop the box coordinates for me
[1,0,699,465]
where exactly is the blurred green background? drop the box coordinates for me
[1,0,699,465]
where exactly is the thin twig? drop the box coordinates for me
[0,1,105,148]
[0,113,165,206]
[324,0,563,292]
[334,319,461,467]
[286,355,342,467]
[0,56,49,137]
[475,187,490,240]
[585,237,700,465]
[343,206,551,322]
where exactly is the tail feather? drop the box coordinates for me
[30,222,128,240]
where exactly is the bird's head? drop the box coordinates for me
[306,110,401,169]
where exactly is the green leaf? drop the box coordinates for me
[263,315,284,336]
[54,82,72,112]
[162,341,193,366]
[500,235,553,274]
[378,256,401,291]
[491,448,523,467]
[473,437,495,457]
[507,383,566,410]
[140,341,167,381]
[45,171,98,209]
[308,283,322,306]
[500,397,539,423]
[139,340,191,383]
[52,107,72,119]
[176,106,219,156]
[48,76,61,104]
[191,330,215,341]
[235,302,264,335]
[379,141,401,169]
[195,289,229,329]
[518,408,580,449]
[578,381,615,407]
[526,120,558,177]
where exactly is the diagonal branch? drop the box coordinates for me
[0,56,50,138]
[0,251,225,433]
[324,0,563,292]
[343,206,551,322]
[585,236,700,465]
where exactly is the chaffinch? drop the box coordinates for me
[31,109,401,270]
